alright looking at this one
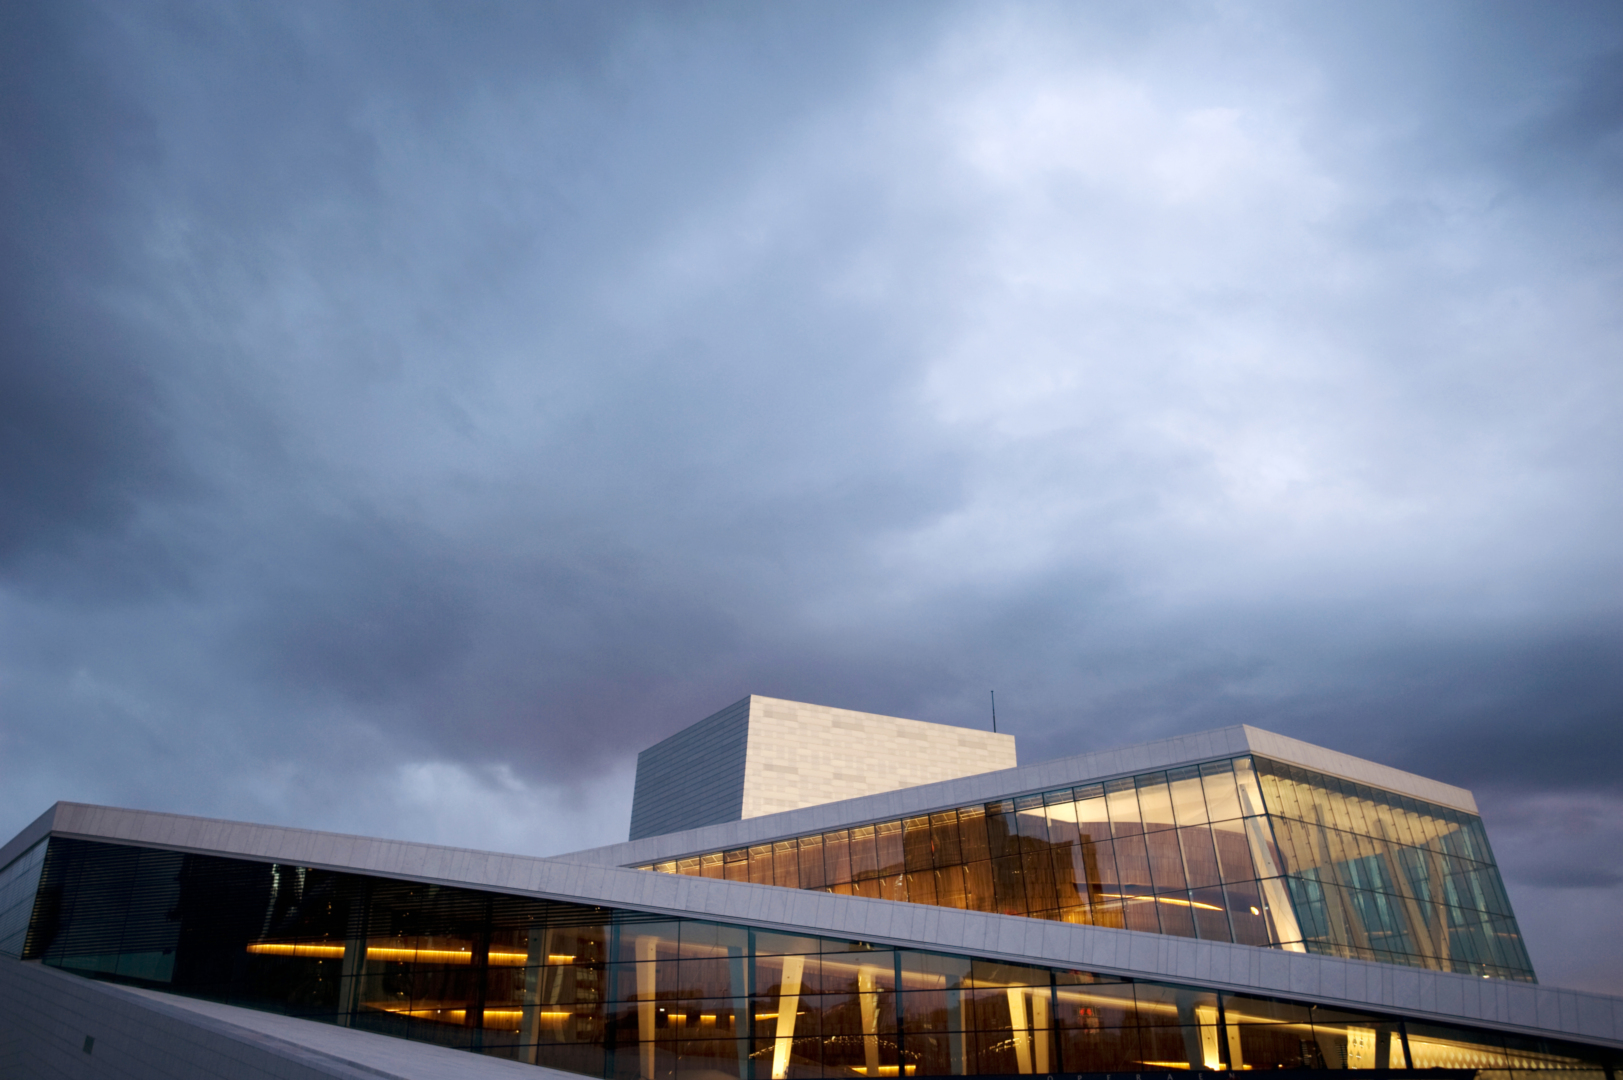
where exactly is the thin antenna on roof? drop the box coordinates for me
[990,690,997,734]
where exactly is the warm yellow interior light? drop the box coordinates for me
[482,1009,523,1022]
[246,943,346,958]
[373,1004,524,1029]
[366,946,474,964]
[251,942,537,966]
[1092,893,1224,912]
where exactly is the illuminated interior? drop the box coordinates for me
[637,755,1534,981]
[10,835,1608,1078]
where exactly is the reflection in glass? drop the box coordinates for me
[641,755,1534,981]
[20,836,1610,1079]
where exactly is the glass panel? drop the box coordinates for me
[1074,785,1110,844]
[907,871,937,907]
[1145,828,1187,893]
[903,817,934,874]
[1085,839,1124,929]
[985,802,1018,861]
[1136,774,1177,833]
[1210,817,1257,884]
[747,845,774,886]
[1200,760,1243,823]
[1044,798,1080,847]
[0,838,48,959]
[1021,843,1058,916]
[876,821,905,881]
[773,841,799,889]
[1105,779,1141,838]
[1176,826,1220,891]
[958,806,990,863]
[1014,797,1050,843]
[797,836,825,891]
[849,826,878,882]
[931,811,963,867]
[1055,981,1138,1071]
[1188,886,1232,943]
[1112,834,1159,934]
[964,861,996,913]
[1406,1021,1510,1069]
[1169,767,1209,827]
[1134,986,1221,1069]
[823,830,851,887]
[1233,757,1267,819]
[991,855,1027,916]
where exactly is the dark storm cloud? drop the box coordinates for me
[2,0,1621,990]
[0,3,176,572]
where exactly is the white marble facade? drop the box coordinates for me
[737,696,1016,819]
[630,695,1016,838]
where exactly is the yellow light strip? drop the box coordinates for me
[373,1005,526,1028]
[250,942,542,966]
[365,946,476,964]
[246,943,347,958]
[380,1007,467,1021]
[1092,893,1225,912]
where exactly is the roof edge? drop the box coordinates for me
[566,723,1476,869]
[0,802,60,873]
[3,801,1619,1052]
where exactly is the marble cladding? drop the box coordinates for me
[628,695,1015,840]
[739,696,1016,820]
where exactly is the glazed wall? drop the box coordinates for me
[18,837,1604,1079]
[637,756,1532,981]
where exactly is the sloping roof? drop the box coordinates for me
[7,799,1619,1053]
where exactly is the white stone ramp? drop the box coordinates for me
[0,956,569,1080]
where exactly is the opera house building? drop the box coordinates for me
[2,695,1619,1080]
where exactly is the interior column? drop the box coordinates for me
[771,954,805,1079]
[637,934,658,1080]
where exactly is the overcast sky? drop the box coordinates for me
[3,1,1620,993]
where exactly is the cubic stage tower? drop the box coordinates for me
[2,695,1619,1080]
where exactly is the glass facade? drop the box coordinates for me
[637,756,1534,981]
[0,837,48,958]
[13,836,1608,1078]
[1253,759,1529,977]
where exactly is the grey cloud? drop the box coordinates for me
[0,4,176,573]
[1,0,1620,991]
